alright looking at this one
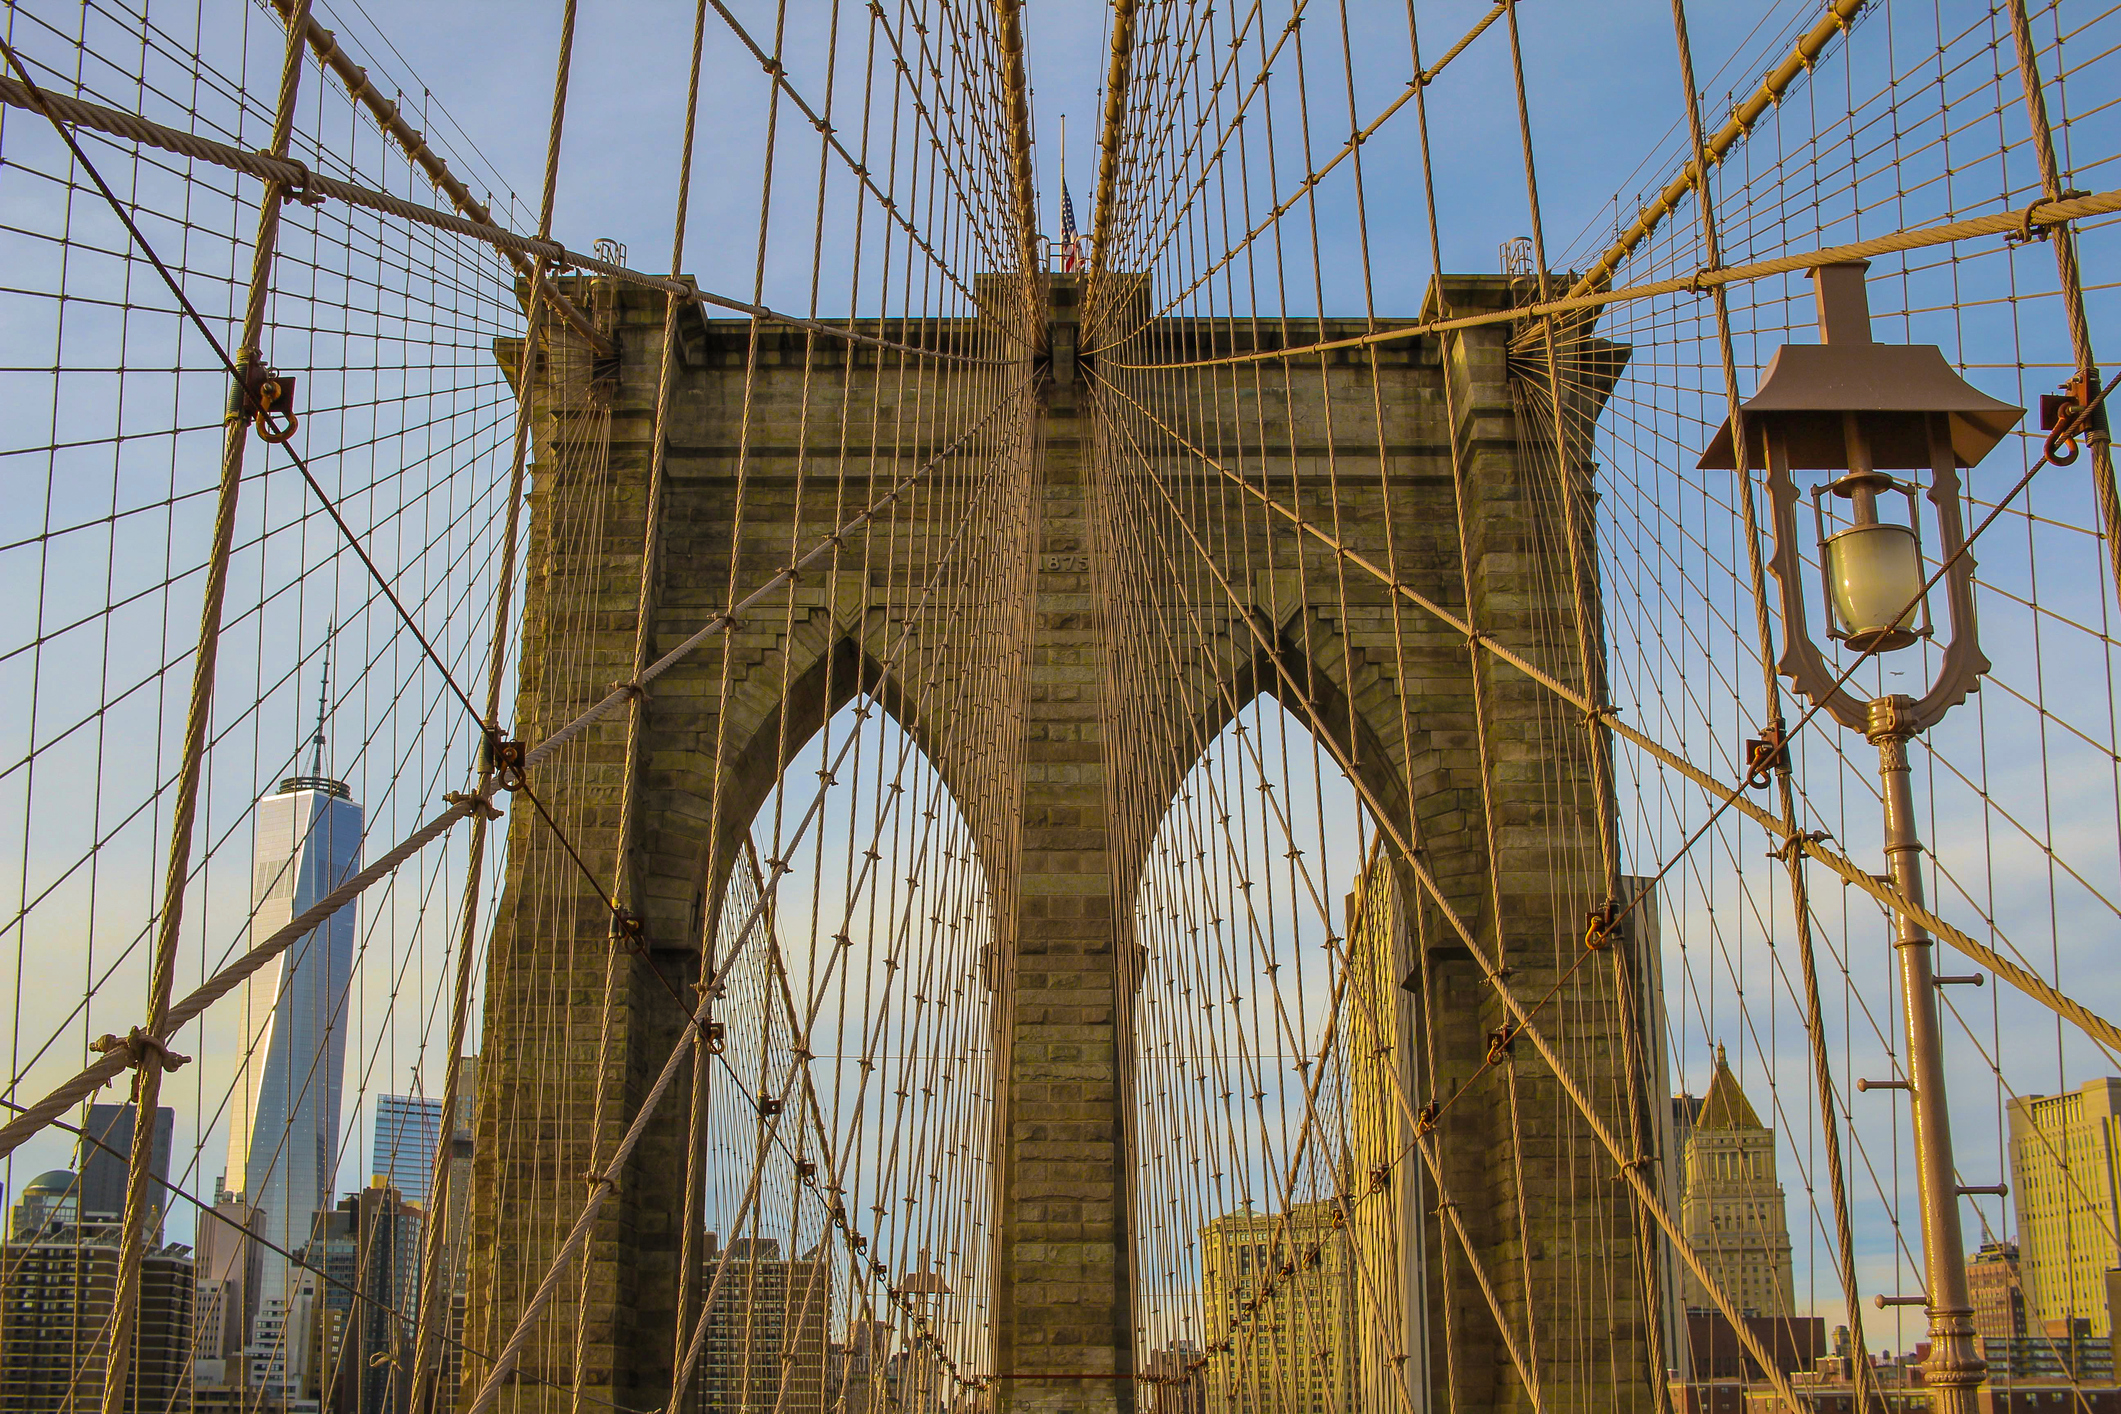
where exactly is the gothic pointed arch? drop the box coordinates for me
[1107,599,1480,946]
[613,592,1009,968]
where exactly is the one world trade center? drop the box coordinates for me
[225,665,363,1396]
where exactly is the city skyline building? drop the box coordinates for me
[2008,1077,2121,1336]
[372,1093,444,1205]
[1142,1338,1205,1414]
[1969,1240,2030,1340]
[226,664,365,1398]
[1678,1045,1795,1317]
[303,1178,423,1414]
[700,1234,831,1411]
[1198,1198,1358,1413]
[78,1102,174,1236]
[2002,1076,2121,1348]
[11,1167,83,1241]
[439,1055,479,1396]
[830,1317,896,1413]
[0,1169,195,1411]
[192,1192,263,1388]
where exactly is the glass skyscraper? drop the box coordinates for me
[226,755,362,1395]
[372,1093,444,1205]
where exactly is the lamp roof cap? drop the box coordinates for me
[1700,262,2022,471]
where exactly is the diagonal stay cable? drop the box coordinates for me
[1559,370,2121,1027]
[1095,385,1826,1414]
[4,1101,652,1414]
[0,74,1008,367]
[464,389,1031,1412]
[1090,186,2121,367]
[0,35,484,728]
[0,376,1028,1168]
[1100,406,1550,1413]
[1092,364,2121,1055]
[520,378,1029,772]
[1117,1,1513,338]
[696,0,1004,321]
[0,795,472,1161]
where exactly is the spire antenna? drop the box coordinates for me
[310,621,331,779]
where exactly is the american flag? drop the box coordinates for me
[1059,179,1082,272]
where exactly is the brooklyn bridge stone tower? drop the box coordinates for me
[466,268,1653,1414]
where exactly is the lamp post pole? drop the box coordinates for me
[1700,264,2022,1414]
[1870,694,1982,1414]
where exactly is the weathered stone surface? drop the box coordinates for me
[467,272,1658,1414]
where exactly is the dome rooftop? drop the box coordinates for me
[23,1169,76,1195]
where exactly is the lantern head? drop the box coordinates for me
[1699,262,2024,733]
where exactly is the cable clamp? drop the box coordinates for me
[2008,201,2052,246]
[1583,901,1620,952]
[611,909,648,949]
[234,363,300,444]
[272,154,326,207]
[91,1027,191,1075]
[1485,1025,1516,1066]
[1770,828,1831,863]
[611,680,648,702]
[1744,723,1788,789]
[480,729,527,790]
[444,790,502,821]
[2041,370,2108,466]
[1414,1101,1441,1137]
[702,1020,727,1054]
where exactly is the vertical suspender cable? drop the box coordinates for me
[638,3,714,1404]
[405,0,592,1403]
[90,5,315,1410]
[264,0,612,355]
[1662,6,1883,1408]
[1501,6,1621,1396]
[2000,0,2120,609]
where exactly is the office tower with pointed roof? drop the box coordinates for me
[225,636,364,1397]
[1679,1045,1795,1316]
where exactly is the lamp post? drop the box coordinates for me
[1701,262,2023,1414]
